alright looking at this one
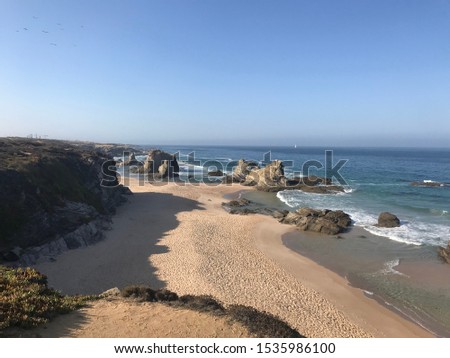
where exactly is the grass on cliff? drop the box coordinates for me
[0,266,94,333]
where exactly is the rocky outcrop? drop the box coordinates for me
[223,159,343,193]
[438,241,450,264]
[142,149,179,179]
[0,138,131,264]
[244,160,286,189]
[377,212,400,228]
[278,208,352,235]
[221,198,351,235]
[231,159,259,182]
[411,181,448,188]
[120,152,143,167]
[221,199,274,215]
[17,217,112,265]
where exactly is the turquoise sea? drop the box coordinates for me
[128,145,450,335]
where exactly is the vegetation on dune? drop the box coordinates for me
[121,285,179,302]
[121,285,305,338]
[0,266,94,333]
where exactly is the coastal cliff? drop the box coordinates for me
[0,138,131,264]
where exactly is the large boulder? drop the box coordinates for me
[280,208,352,235]
[377,212,400,228]
[143,150,179,178]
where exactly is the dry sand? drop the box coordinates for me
[34,179,432,337]
[28,299,252,338]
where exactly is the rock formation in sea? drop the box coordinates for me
[376,212,401,228]
[223,159,343,193]
[410,181,448,188]
[222,199,351,235]
[140,149,179,179]
[120,152,143,167]
[207,169,224,176]
[243,160,286,189]
[0,138,131,264]
[232,159,260,182]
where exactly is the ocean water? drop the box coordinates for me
[135,145,450,335]
[154,145,450,248]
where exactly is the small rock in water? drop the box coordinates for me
[438,241,450,264]
[376,212,400,228]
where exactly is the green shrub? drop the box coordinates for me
[121,285,178,302]
[0,266,93,331]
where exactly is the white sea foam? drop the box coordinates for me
[214,157,233,162]
[276,189,450,247]
[377,259,408,277]
[362,221,449,247]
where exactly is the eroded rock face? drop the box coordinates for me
[245,160,286,189]
[279,208,352,235]
[143,150,179,179]
[232,159,259,182]
[0,138,131,263]
[377,212,400,228]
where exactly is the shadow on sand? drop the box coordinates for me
[34,191,203,296]
[19,191,204,337]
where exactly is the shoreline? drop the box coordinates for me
[281,226,446,337]
[33,180,432,337]
[254,221,433,337]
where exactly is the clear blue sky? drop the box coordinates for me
[1,0,449,146]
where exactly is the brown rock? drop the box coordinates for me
[143,150,179,178]
[119,152,143,167]
[207,170,223,176]
[438,241,450,264]
[247,160,285,189]
[280,207,352,235]
[232,159,259,182]
[377,212,400,228]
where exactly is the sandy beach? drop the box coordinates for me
[34,179,432,337]
[27,299,252,338]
